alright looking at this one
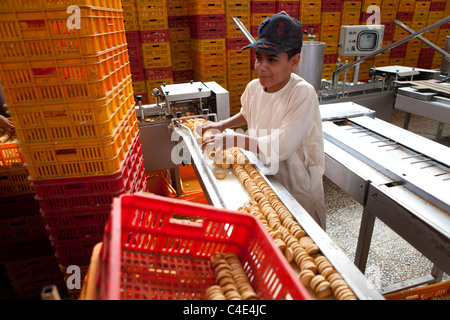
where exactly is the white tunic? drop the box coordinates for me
[240,73,326,229]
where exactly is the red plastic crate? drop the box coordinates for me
[190,26,226,40]
[275,1,299,18]
[321,0,342,12]
[41,206,111,229]
[10,272,66,300]
[430,1,446,11]
[95,193,311,300]
[127,43,143,58]
[168,15,190,28]
[125,31,142,46]
[226,38,251,50]
[46,222,106,241]
[50,234,104,258]
[172,70,194,83]
[3,254,60,281]
[0,214,48,244]
[0,236,53,262]
[189,14,225,28]
[250,1,276,13]
[140,29,170,43]
[0,193,40,220]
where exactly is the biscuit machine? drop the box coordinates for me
[136,81,230,175]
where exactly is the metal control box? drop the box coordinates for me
[339,25,384,56]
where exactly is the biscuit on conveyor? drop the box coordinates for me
[214,171,226,179]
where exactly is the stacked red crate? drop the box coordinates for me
[0,1,147,299]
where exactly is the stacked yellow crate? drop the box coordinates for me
[168,0,193,83]
[122,1,147,102]
[320,1,340,79]
[226,0,251,115]
[136,0,174,94]
[189,0,228,88]
[300,0,322,44]
[0,0,147,298]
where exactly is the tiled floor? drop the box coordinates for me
[324,108,449,294]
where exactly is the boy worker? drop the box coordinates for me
[199,12,326,230]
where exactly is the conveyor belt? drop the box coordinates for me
[322,112,450,293]
[172,118,384,300]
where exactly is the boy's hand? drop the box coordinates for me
[0,115,14,133]
[195,121,223,138]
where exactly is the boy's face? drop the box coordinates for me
[254,51,300,93]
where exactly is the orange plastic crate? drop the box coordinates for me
[13,93,134,144]
[226,0,250,15]
[7,76,133,129]
[141,42,171,60]
[0,0,122,10]
[0,140,25,171]
[95,192,311,300]
[384,281,450,300]
[136,3,168,19]
[0,8,126,58]
[21,111,139,180]
[138,16,169,30]
[0,45,130,102]
[190,0,225,15]
[191,38,226,52]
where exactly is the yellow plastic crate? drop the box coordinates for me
[138,16,169,30]
[169,27,190,41]
[227,62,250,74]
[193,72,227,88]
[321,12,341,25]
[13,89,135,144]
[190,0,225,15]
[191,39,226,52]
[141,41,171,56]
[132,80,147,94]
[0,7,125,39]
[0,0,123,10]
[0,44,130,87]
[342,1,362,13]
[1,67,131,105]
[398,0,416,12]
[21,110,139,180]
[143,55,172,69]
[251,13,271,26]
[146,78,173,93]
[172,60,192,71]
[137,3,168,19]
[8,76,132,127]
[226,0,250,15]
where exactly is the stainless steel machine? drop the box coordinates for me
[137,81,230,175]
[322,102,450,294]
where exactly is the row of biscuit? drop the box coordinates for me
[205,252,258,300]
[181,119,356,300]
[232,149,357,300]
[0,129,16,144]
